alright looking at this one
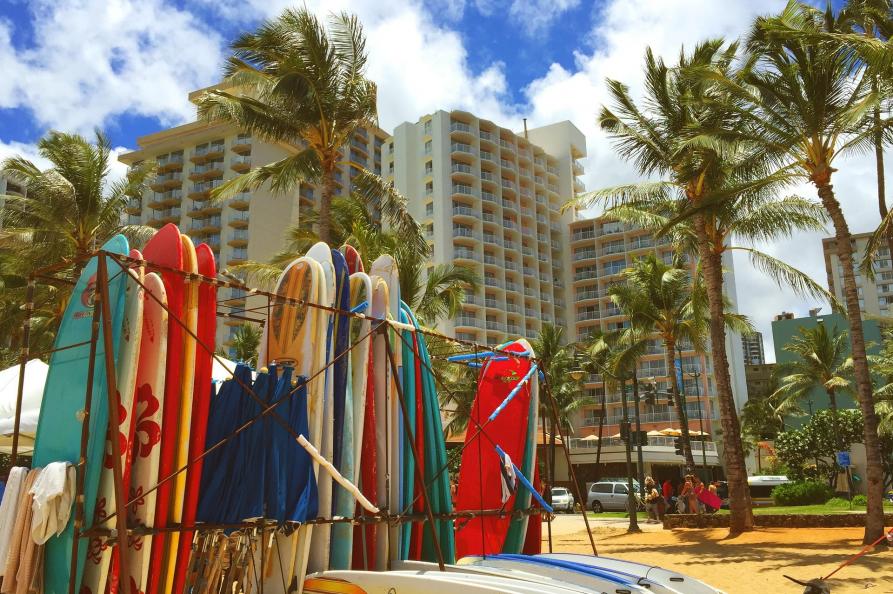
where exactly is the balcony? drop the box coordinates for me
[228,211,250,228]
[501,200,516,212]
[503,240,518,250]
[453,205,476,218]
[150,171,182,191]
[547,165,559,175]
[450,142,474,155]
[521,245,534,256]
[231,135,252,154]
[456,315,480,328]
[452,227,479,240]
[228,229,249,247]
[191,142,225,163]
[483,254,498,265]
[156,153,184,172]
[187,199,222,218]
[480,150,496,163]
[481,170,496,183]
[499,139,514,153]
[451,162,474,175]
[450,121,473,135]
[228,192,251,210]
[125,197,142,214]
[484,277,504,289]
[147,208,181,227]
[188,179,223,200]
[500,159,515,170]
[506,303,521,314]
[574,249,596,262]
[576,309,601,322]
[501,179,516,192]
[506,324,521,335]
[547,183,559,193]
[452,184,478,198]
[573,159,584,175]
[189,161,224,181]
[479,130,496,144]
[601,223,625,236]
[127,214,142,225]
[189,216,222,232]
[231,155,251,173]
[481,191,498,204]
[505,281,520,293]
[483,234,499,246]
[502,219,516,230]
[486,320,506,332]
[228,248,248,265]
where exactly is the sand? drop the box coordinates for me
[544,522,893,593]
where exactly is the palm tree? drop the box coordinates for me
[608,255,702,470]
[567,40,830,533]
[771,323,853,451]
[532,324,588,488]
[0,130,152,356]
[842,0,893,259]
[736,1,890,542]
[195,8,412,247]
[229,323,262,367]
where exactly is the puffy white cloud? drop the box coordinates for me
[509,0,581,37]
[0,0,224,134]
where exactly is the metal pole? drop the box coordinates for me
[383,329,446,571]
[541,414,552,553]
[541,364,600,554]
[96,255,131,586]
[619,375,640,533]
[11,280,35,468]
[631,372,646,497]
[69,268,103,594]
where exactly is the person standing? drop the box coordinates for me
[644,477,663,523]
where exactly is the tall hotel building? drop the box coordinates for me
[384,110,586,344]
[119,84,388,348]
[823,232,893,316]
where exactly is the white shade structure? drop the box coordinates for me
[581,434,599,441]
[0,359,48,454]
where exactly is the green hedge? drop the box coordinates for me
[771,481,833,506]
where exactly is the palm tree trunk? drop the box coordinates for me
[694,214,754,534]
[815,179,886,544]
[665,338,696,471]
[618,374,640,532]
[827,388,846,460]
[630,371,646,496]
[873,106,893,264]
[319,166,336,243]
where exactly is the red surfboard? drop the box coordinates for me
[171,243,216,594]
[454,341,533,557]
[351,346,377,570]
[341,244,364,274]
[142,223,184,594]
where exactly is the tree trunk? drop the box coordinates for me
[631,372,646,496]
[873,106,893,265]
[618,373,641,532]
[827,389,846,460]
[319,166,336,243]
[694,214,754,534]
[665,337,697,471]
[815,180,886,544]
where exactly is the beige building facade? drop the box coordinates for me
[822,232,892,316]
[384,110,585,344]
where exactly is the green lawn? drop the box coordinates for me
[582,501,892,518]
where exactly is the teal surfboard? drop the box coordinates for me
[33,235,130,594]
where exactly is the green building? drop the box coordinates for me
[770,311,882,420]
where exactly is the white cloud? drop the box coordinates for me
[0,0,224,135]
[509,0,581,37]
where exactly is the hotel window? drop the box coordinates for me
[425,160,433,175]
[424,140,433,155]
[424,120,432,135]
[425,202,434,217]
[388,162,395,174]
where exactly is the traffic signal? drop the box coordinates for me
[642,382,656,405]
[674,437,684,455]
[620,420,631,442]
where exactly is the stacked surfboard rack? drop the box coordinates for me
[7,223,722,594]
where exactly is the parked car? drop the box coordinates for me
[550,487,575,512]
[587,480,641,512]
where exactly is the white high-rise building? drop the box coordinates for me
[384,110,586,344]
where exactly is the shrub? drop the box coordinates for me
[852,494,867,506]
[771,481,833,506]
[826,497,851,508]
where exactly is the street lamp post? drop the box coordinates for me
[630,374,646,497]
[688,370,708,478]
[619,374,641,533]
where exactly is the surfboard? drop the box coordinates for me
[367,277,390,571]
[454,340,534,557]
[504,338,538,553]
[306,242,336,573]
[171,242,217,594]
[143,223,184,594]
[341,244,364,275]
[537,553,722,594]
[122,272,168,594]
[81,255,144,594]
[256,257,319,594]
[315,570,586,594]
[368,255,401,565]
[398,307,417,560]
[158,234,199,593]
[35,234,130,594]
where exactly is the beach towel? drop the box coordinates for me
[29,462,75,545]
[2,468,42,594]
[0,468,28,576]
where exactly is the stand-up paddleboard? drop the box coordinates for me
[123,272,167,594]
[521,467,542,556]
[537,553,723,594]
[143,223,184,594]
[503,338,538,553]
[306,242,336,573]
[369,277,390,571]
[330,250,351,565]
[397,307,417,560]
[341,244,364,274]
[159,234,199,593]
[397,560,652,594]
[82,257,144,594]
[330,272,371,569]
[35,235,130,594]
[313,570,587,594]
[401,307,455,564]
[171,242,217,594]
[454,340,534,557]
[461,555,663,594]
[368,255,401,565]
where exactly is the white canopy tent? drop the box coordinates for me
[0,359,48,454]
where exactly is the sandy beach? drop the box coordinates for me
[542,516,893,593]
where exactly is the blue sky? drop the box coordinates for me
[0,0,885,361]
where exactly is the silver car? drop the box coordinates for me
[587,480,640,512]
[550,487,574,512]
